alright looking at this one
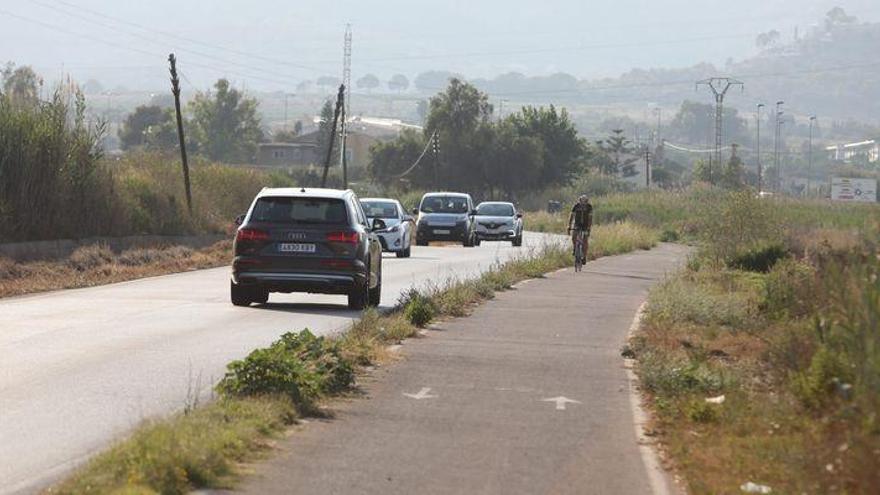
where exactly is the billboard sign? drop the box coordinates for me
[831,177,877,202]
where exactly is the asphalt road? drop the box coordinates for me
[235,244,688,495]
[0,232,557,494]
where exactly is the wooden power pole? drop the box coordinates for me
[321,84,346,188]
[168,54,192,213]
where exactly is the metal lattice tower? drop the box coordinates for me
[339,24,352,184]
[696,77,743,180]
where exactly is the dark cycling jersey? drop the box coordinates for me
[570,202,593,231]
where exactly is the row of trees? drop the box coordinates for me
[118,79,264,163]
[368,79,652,198]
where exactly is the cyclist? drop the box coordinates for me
[568,195,593,262]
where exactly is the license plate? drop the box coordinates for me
[278,243,316,253]
[433,229,451,235]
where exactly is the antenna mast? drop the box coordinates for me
[339,24,352,188]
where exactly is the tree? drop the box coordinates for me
[414,70,461,93]
[1,63,41,106]
[367,129,426,184]
[692,159,713,183]
[356,74,380,93]
[598,129,639,177]
[81,79,105,94]
[388,74,409,92]
[486,120,543,198]
[667,100,748,146]
[188,79,263,163]
[755,30,781,50]
[118,105,174,150]
[426,78,492,136]
[316,99,339,165]
[825,7,857,31]
[509,105,585,188]
[721,145,746,189]
[425,78,493,189]
[273,128,299,143]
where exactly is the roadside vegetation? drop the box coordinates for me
[53,223,656,494]
[0,241,230,298]
[625,190,880,494]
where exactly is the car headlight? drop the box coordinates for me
[387,225,400,233]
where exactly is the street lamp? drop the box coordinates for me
[808,115,817,197]
[756,103,765,192]
[774,101,784,192]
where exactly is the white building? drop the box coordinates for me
[825,140,879,163]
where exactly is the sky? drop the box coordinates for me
[1,0,878,91]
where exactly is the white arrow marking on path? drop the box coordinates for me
[403,387,437,400]
[542,396,581,410]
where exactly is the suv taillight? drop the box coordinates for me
[326,231,359,244]
[236,228,270,242]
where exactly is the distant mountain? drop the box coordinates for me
[430,9,880,124]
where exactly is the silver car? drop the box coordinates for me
[360,198,414,258]
[474,202,523,247]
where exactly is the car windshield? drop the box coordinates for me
[250,197,348,224]
[361,201,399,219]
[420,196,469,214]
[476,203,515,216]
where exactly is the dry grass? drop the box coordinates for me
[0,241,231,298]
[634,242,880,495]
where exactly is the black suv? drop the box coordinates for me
[231,188,384,310]
[413,192,477,247]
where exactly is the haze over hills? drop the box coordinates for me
[2,0,878,91]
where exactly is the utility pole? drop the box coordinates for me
[773,101,784,192]
[321,85,345,188]
[644,148,652,189]
[756,103,764,192]
[653,107,662,148]
[168,53,192,214]
[339,24,352,189]
[808,115,817,197]
[697,77,744,183]
[431,131,440,187]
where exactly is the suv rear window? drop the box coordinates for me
[250,197,349,224]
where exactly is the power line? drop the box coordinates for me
[394,131,437,179]
[42,0,333,75]
[27,0,323,83]
[0,8,307,88]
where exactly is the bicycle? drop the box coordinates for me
[571,229,587,272]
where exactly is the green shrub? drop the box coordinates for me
[727,242,789,273]
[638,354,729,396]
[403,292,436,327]
[686,399,719,423]
[660,229,680,242]
[763,258,817,318]
[645,274,757,329]
[217,330,354,405]
[791,346,854,411]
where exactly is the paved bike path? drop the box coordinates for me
[235,243,689,495]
